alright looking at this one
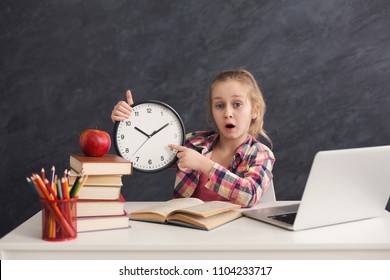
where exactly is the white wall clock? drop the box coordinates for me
[113,100,185,172]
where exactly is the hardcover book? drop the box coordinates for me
[70,154,132,175]
[77,212,130,233]
[72,184,122,200]
[129,198,242,230]
[69,173,123,186]
[77,195,126,217]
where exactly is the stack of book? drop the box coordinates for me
[69,154,133,233]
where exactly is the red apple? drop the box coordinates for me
[79,129,111,157]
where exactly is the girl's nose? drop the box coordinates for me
[224,106,233,118]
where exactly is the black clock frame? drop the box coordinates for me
[113,100,186,173]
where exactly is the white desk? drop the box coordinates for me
[1,201,390,260]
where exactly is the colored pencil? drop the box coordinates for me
[29,175,43,198]
[63,169,68,183]
[34,174,51,200]
[61,177,69,199]
[69,176,81,198]
[26,177,34,188]
[52,174,57,197]
[64,176,70,199]
[41,167,46,181]
[44,178,57,200]
[50,166,55,188]
[73,175,89,198]
[66,170,71,184]
[56,178,63,200]
[26,177,40,196]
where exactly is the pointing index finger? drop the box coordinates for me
[169,144,185,151]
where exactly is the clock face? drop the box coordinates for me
[113,101,185,172]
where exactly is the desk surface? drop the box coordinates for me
[1,201,390,260]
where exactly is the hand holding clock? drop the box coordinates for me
[111,90,134,122]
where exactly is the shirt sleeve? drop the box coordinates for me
[205,147,275,208]
[173,168,200,198]
[172,132,204,198]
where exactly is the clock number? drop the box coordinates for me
[161,111,164,116]
[161,156,165,161]
[120,134,125,140]
[134,112,139,117]
[125,121,131,126]
[136,157,140,162]
[148,159,152,165]
[147,108,152,113]
[125,148,129,153]
[174,133,178,139]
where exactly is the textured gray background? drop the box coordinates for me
[1,0,390,238]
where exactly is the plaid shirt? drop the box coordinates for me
[173,131,275,208]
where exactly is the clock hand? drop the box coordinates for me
[132,124,169,156]
[134,127,151,138]
[132,137,150,156]
[150,123,169,137]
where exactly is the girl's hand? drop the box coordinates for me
[169,144,214,174]
[111,90,134,122]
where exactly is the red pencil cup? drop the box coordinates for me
[40,197,78,241]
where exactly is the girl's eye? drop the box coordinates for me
[233,102,241,108]
[215,103,224,109]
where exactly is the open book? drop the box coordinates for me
[129,198,242,230]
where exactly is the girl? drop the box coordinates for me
[111,69,275,207]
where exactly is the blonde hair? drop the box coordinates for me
[206,68,272,147]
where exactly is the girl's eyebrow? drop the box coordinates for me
[212,96,223,101]
[212,94,245,101]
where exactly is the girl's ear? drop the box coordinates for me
[251,104,259,120]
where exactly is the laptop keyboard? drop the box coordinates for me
[269,212,297,225]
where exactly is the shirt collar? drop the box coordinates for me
[195,132,219,154]
[202,132,254,169]
[232,135,253,169]
[190,131,255,168]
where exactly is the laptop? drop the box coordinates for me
[243,145,390,231]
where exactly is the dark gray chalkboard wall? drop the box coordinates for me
[1,0,390,238]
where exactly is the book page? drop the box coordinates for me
[168,210,242,230]
[170,201,240,218]
[131,198,203,218]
